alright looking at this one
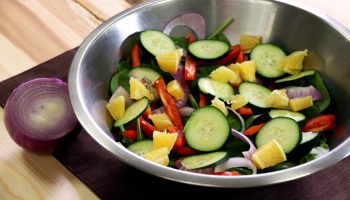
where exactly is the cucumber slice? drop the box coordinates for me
[184,106,230,152]
[250,43,286,78]
[301,132,319,144]
[269,109,306,123]
[188,40,230,60]
[255,117,301,154]
[181,151,229,170]
[288,132,319,160]
[127,140,153,156]
[114,97,149,127]
[198,77,234,101]
[275,70,315,83]
[140,30,176,56]
[238,82,271,108]
[129,67,161,101]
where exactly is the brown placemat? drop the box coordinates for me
[1,48,350,200]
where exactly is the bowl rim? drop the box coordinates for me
[69,0,350,187]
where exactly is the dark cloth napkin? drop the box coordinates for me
[1,48,350,200]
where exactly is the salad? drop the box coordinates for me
[105,13,335,176]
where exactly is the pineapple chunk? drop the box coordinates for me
[209,66,240,84]
[106,96,125,120]
[142,147,169,166]
[129,77,154,101]
[156,49,183,74]
[240,35,262,51]
[167,80,185,101]
[149,113,174,131]
[289,96,313,111]
[265,89,289,109]
[282,49,308,74]
[227,64,243,85]
[238,60,256,82]
[230,94,248,110]
[153,131,178,153]
[211,96,228,116]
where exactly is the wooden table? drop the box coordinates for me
[0,0,349,199]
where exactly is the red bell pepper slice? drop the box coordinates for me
[124,130,137,142]
[139,116,155,138]
[172,146,197,156]
[213,171,240,176]
[131,42,141,68]
[237,106,253,115]
[184,56,197,81]
[154,77,184,130]
[199,93,207,107]
[244,123,265,136]
[302,114,336,132]
[236,49,245,63]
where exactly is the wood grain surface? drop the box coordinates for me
[0,0,349,199]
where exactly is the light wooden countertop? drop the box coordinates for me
[0,0,349,199]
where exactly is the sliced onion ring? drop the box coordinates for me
[4,78,78,154]
[285,85,322,100]
[214,157,257,175]
[163,13,206,39]
[231,128,256,159]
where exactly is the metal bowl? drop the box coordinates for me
[69,0,350,187]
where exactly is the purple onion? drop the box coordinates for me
[285,85,322,100]
[230,128,257,160]
[163,13,206,39]
[214,157,257,174]
[4,78,78,154]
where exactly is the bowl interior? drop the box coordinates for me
[69,0,350,187]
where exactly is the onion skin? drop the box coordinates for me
[4,78,78,154]
[163,13,206,39]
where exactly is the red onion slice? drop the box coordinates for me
[231,128,257,159]
[214,157,257,174]
[227,106,246,132]
[4,78,78,154]
[179,107,194,117]
[163,13,206,39]
[175,158,214,174]
[285,85,322,100]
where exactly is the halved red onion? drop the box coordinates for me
[214,157,257,174]
[4,78,78,154]
[175,158,214,174]
[227,106,246,132]
[163,13,206,39]
[231,128,257,159]
[173,64,190,108]
[285,85,322,100]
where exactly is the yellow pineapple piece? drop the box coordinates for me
[211,96,228,116]
[238,60,256,82]
[251,139,287,169]
[227,64,243,85]
[106,96,125,120]
[230,94,248,110]
[282,49,308,74]
[209,66,240,85]
[167,80,185,101]
[142,147,169,166]
[156,49,183,74]
[129,77,154,101]
[240,35,262,51]
[153,131,178,153]
[149,113,174,131]
[265,89,289,109]
[289,96,313,111]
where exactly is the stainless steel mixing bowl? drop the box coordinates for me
[69,0,350,187]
